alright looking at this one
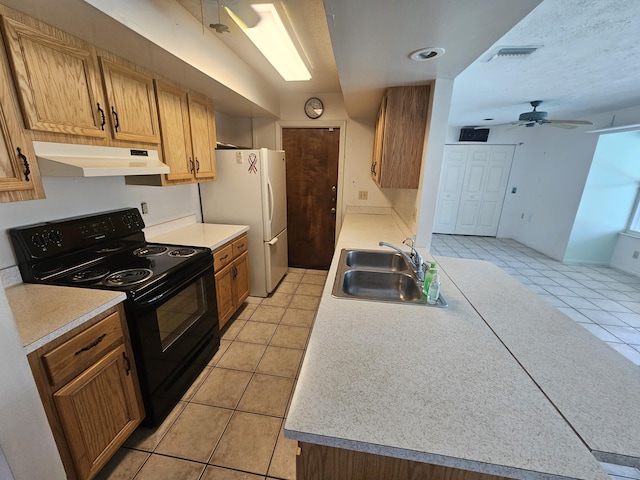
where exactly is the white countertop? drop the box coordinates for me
[147,223,249,250]
[437,256,640,466]
[6,283,125,354]
[284,211,629,480]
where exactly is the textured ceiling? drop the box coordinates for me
[171,0,640,125]
[449,0,640,128]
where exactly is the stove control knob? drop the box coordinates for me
[49,230,63,245]
[122,213,133,227]
[32,233,47,248]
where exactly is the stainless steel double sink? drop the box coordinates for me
[331,249,447,306]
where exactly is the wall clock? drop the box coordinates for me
[304,97,324,119]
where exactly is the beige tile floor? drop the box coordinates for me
[96,267,325,480]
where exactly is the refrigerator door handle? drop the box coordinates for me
[267,237,279,245]
[267,178,275,223]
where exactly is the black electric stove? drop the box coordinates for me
[9,208,212,300]
[9,208,220,426]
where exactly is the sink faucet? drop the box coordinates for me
[378,238,425,282]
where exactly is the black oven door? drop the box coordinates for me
[125,262,219,426]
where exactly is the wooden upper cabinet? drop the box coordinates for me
[0,26,44,203]
[187,91,216,180]
[155,79,193,181]
[371,84,431,189]
[99,57,160,144]
[0,16,107,139]
[154,79,216,184]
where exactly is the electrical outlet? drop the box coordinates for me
[141,202,148,214]
[358,190,368,200]
[633,251,639,259]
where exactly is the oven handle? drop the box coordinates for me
[134,263,211,308]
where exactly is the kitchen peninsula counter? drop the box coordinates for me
[285,211,639,480]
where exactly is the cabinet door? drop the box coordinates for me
[187,91,216,180]
[371,94,386,186]
[372,85,430,189]
[53,345,142,480]
[1,17,107,138]
[0,34,44,202]
[99,57,160,144]
[233,251,250,307]
[154,80,193,181]
[215,262,235,330]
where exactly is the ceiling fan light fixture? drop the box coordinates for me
[226,3,311,81]
[409,47,445,62]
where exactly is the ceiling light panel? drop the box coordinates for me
[227,3,311,81]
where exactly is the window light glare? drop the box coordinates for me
[227,3,311,82]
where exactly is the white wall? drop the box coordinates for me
[446,123,598,261]
[253,94,393,234]
[416,79,454,250]
[0,176,200,268]
[444,104,640,266]
[565,131,640,264]
[0,286,66,480]
[611,233,640,275]
[215,112,254,148]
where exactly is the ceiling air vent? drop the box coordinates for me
[483,45,541,62]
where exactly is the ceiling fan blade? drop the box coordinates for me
[544,122,578,129]
[544,119,594,125]
[473,122,525,130]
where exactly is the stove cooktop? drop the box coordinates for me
[9,208,213,298]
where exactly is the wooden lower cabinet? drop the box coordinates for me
[213,233,250,329]
[296,442,512,480]
[27,305,144,480]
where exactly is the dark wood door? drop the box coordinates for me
[283,127,340,269]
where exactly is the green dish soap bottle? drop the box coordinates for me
[422,262,437,297]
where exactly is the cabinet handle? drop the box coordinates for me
[195,158,200,172]
[123,352,132,376]
[97,103,106,130]
[111,106,120,132]
[17,147,30,182]
[189,157,194,173]
[232,266,237,279]
[237,243,245,249]
[220,254,229,261]
[74,333,106,355]
[371,162,377,175]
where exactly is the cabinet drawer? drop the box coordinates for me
[232,234,248,257]
[213,244,233,272]
[42,312,124,386]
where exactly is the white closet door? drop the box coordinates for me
[455,147,490,235]
[434,144,514,237]
[476,145,514,236]
[433,146,467,233]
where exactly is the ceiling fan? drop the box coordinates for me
[477,101,594,129]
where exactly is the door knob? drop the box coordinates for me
[331,185,336,192]
[331,207,336,214]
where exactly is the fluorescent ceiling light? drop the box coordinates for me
[227,3,311,81]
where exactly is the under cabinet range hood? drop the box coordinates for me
[33,141,170,177]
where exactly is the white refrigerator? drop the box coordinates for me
[199,148,288,297]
